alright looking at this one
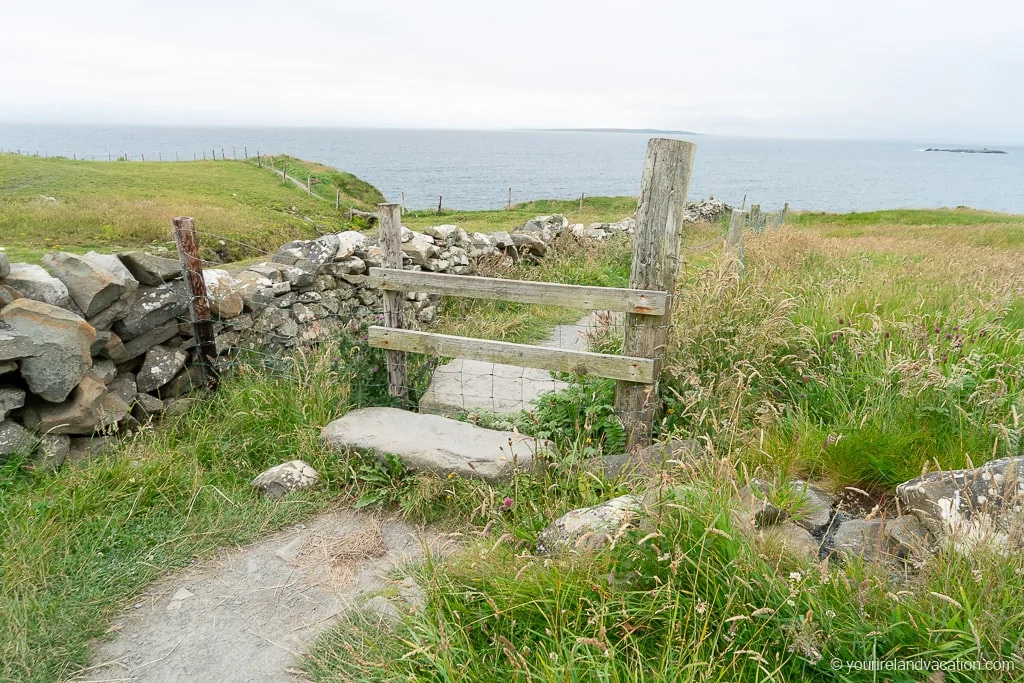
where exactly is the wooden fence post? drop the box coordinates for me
[336,187,341,209]
[725,209,747,276]
[749,204,762,232]
[508,187,512,211]
[615,138,695,451]
[172,217,219,391]
[378,203,408,401]
[436,195,442,215]
[307,175,311,195]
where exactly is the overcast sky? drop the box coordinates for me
[1,0,1021,142]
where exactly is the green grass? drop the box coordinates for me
[402,196,638,234]
[0,153,383,263]
[3,205,1024,681]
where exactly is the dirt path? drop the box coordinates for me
[74,509,452,683]
[266,165,328,201]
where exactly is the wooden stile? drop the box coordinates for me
[615,138,695,450]
[377,203,408,400]
[368,267,668,315]
[369,328,654,384]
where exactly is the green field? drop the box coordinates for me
[2,156,1024,680]
[0,153,384,263]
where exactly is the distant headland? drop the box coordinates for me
[532,128,699,135]
[924,147,1008,154]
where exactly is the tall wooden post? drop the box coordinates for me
[508,187,512,210]
[437,195,442,215]
[725,209,747,276]
[336,187,341,209]
[378,203,408,402]
[172,217,219,391]
[307,175,311,195]
[615,138,695,451]
[749,204,762,233]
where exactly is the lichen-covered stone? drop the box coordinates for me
[42,252,126,318]
[251,460,321,499]
[2,263,72,308]
[1,298,95,403]
[117,251,182,286]
[137,345,188,393]
[536,495,641,555]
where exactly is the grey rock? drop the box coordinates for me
[0,283,22,308]
[83,252,141,330]
[64,436,112,468]
[511,232,546,257]
[401,235,440,267]
[896,456,1024,553]
[0,386,26,420]
[334,231,366,260]
[330,256,366,276]
[0,360,17,375]
[121,321,179,360]
[98,331,129,363]
[537,494,641,554]
[322,407,551,482]
[90,359,118,385]
[736,478,789,531]
[491,231,514,250]
[1,298,96,403]
[789,479,834,533]
[247,263,283,283]
[117,251,182,286]
[21,375,130,435]
[884,514,934,559]
[2,263,72,308]
[0,252,8,278]
[132,392,165,421]
[36,434,71,471]
[203,269,244,319]
[136,345,188,393]
[114,282,188,340]
[162,397,199,417]
[423,224,468,246]
[273,238,338,269]
[251,460,321,499]
[757,520,821,561]
[830,518,888,561]
[158,365,206,399]
[0,419,39,458]
[42,251,126,318]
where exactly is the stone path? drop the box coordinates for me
[418,312,610,417]
[76,509,452,683]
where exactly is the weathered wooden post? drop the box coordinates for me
[749,203,762,232]
[172,217,219,391]
[725,209,747,276]
[615,138,695,451]
[508,187,512,210]
[437,195,443,215]
[307,175,311,196]
[378,203,408,402]
[336,187,341,209]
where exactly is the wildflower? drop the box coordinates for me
[884,331,890,338]
[788,571,803,583]
[695,600,708,615]
[501,496,513,509]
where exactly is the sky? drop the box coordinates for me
[1,0,1022,143]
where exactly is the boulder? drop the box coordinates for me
[114,282,188,340]
[251,460,321,499]
[511,232,547,257]
[789,479,834,533]
[0,252,8,278]
[401,234,440,267]
[117,251,182,286]
[334,231,367,260]
[829,518,888,562]
[36,434,70,471]
[136,345,189,393]
[0,299,95,403]
[0,283,22,308]
[0,386,26,420]
[42,252,126,318]
[273,237,337,269]
[82,252,140,330]
[202,270,244,319]
[21,375,130,435]
[322,407,551,482]
[757,520,821,562]
[121,321,180,360]
[132,392,165,421]
[329,256,366,276]
[536,495,642,555]
[2,263,72,308]
[896,457,1024,554]
[423,225,468,246]
[491,231,515,251]
[0,419,38,458]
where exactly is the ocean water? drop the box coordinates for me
[1,124,1021,213]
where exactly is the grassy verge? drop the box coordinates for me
[0,153,382,263]
[402,196,638,234]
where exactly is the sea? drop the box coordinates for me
[1,124,1022,214]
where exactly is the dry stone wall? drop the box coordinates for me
[0,199,729,470]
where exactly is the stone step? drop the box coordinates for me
[321,407,554,482]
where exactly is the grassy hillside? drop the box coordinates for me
[0,153,384,263]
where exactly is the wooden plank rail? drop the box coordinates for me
[368,327,655,384]
[367,267,668,316]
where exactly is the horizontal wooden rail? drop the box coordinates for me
[367,267,667,315]
[368,327,655,383]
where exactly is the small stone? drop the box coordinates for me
[36,434,71,470]
[1,263,72,308]
[536,495,641,554]
[203,270,244,319]
[0,419,39,458]
[0,252,8,278]
[136,345,188,393]
[114,283,188,341]
[251,460,321,499]
[0,386,26,421]
[117,252,183,286]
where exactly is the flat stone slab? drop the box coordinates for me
[418,313,615,417]
[322,407,552,482]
